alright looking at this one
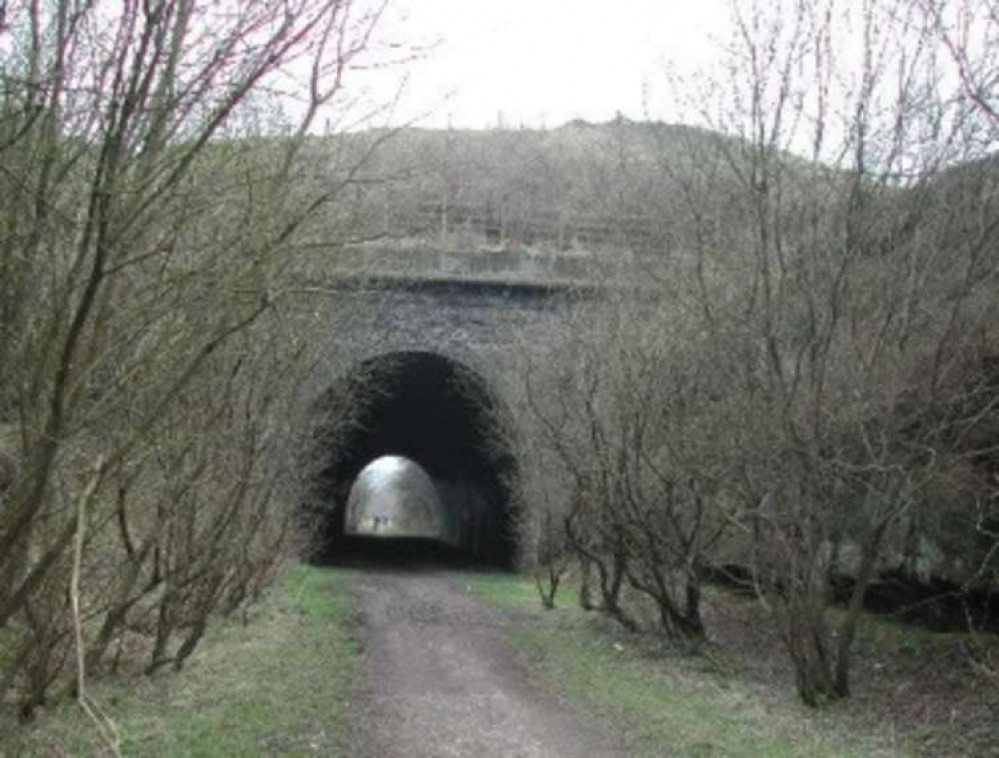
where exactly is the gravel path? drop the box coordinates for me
[348,569,625,758]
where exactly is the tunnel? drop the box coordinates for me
[304,351,518,566]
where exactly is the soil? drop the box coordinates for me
[348,568,625,758]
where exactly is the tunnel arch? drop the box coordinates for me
[305,351,518,566]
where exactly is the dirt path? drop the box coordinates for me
[348,569,625,758]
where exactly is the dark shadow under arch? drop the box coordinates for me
[304,351,518,567]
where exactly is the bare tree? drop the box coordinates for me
[0,0,397,717]
[511,291,731,640]
[655,0,999,704]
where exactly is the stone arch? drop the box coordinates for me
[305,350,518,566]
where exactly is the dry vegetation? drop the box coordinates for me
[0,0,394,728]
[0,565,359,756]
[505,0,999,711]
[1,0,997,748]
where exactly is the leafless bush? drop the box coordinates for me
[653,0,999,704]
[503,0,998,706]
[527,506,571,611]
[0,0,397,718]
[510,295,731,640]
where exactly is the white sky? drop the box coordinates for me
[364,0,730,129]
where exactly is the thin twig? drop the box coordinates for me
[71,455,122,757]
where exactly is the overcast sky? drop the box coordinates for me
[363,0,730,129]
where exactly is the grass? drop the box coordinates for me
[1,564,359,758]
[467,572,909,758]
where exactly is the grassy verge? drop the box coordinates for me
[467,573,907,758]
[1,564,358,757]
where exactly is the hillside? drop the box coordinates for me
[296,119,750,258]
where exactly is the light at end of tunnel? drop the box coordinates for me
[345,456,459,546]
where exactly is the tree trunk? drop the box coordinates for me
[787,603,837,706]
[578,555,594,610]
[833,523,887,697]
[601,533,640,631]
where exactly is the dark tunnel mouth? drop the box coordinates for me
[304,351,518,568]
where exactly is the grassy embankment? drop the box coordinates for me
[468,573,915,758]
[1,565,358,758]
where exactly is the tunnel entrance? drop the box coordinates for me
[305,351,518,567]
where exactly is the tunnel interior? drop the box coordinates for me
[306,351,518,567]
[346,455,454,543]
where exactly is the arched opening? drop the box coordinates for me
[304,351,518,566]
[345,456,453,543]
